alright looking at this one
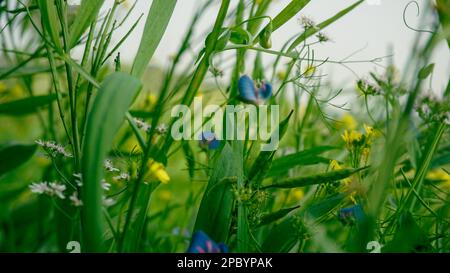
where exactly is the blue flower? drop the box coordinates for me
[199,131,220,150]
[238,75,272,104]
[338,204,365,224]
[187,231,228,253]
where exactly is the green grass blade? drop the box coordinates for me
[37,0,62,51]
[263,167,368,189]
[0,94,58,116]
[131,0,177,78]
[0,144,37,177]
[194,142,243,243]
[271,0,310,31]
[68,0,104,48]
[266,146,336,177]
[81,72,142,252]
[287,0,363,52]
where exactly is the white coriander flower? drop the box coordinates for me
[443,112,450,125]
[35,140,73,158]
[103,197,116,207]
[157,124,168,134]
[134,118,151,133]
[29,182,51,195]
[73,173,83,187]
[104,159,120,172]
[69,192,83,207]
[101,179,111,191]
[49,182,66,199]
[299,15,318,29]
[113,172,130,181]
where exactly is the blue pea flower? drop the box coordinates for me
[199,131,220,150]
[338,204,365,225]
[238,75,272,104]
[187,231,229,253]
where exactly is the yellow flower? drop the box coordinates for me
[341,130,363,148]
[427,169,450,188]
[337,113,357,131]
[364,124,374,137]
[286,188,304,203]
[145,93,157,108]
[330,159,342,170]
[146,160,170,184]
[276,70,286,81]
[303,65,316,77]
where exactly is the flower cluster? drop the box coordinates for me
[342,124,377,167]
[415,93,450,125]
[299,15,318,30]
[35,140,72,158]
[29,182,66,199]
[134,118,151,133]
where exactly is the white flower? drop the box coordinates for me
[316,32,330,43]
[49,183,66,199]
[36,140,73,158]
[420,104,431,116]
[30,181,66,199]
[134,118,151,133]
[101,179,111,191]
[69,192,83,207]
[157,124,168,134]
[103,197,116,207]
[104,159,120,172]
[443,112,450,125]
[73,173,83,187]
[113,172,130,181]
[299,15,318,29]
[29,182,51,194]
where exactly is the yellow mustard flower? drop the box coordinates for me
[146,160,170,184]
[341,130,363,148]
[330,159,343,170]
[286,188,304,204]
[337,113,357,131]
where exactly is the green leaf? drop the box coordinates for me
[0,94,58,116]
[256,205,301,227]
[269,0,310,33]
[0,144,37,176]
[418,63,435,79]
[69,0,104,48]
[261,194,345,252]
[248,110,294,183]
[263,167,368,189]
[266,146,336,177]
[81,72,142,252]
[37,0,62,51]
[194,142,243,243]
[288,0,363,52]
[131,0,177,78]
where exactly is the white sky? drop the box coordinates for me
[103,0,449,91]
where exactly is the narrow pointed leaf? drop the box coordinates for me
[69,0,104,48]
[131,0,177,78]
[81,72,142,252]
